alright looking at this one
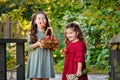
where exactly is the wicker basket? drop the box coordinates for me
[39,27,59,49]
[66,74,78,80]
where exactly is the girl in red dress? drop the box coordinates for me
[62,22,88,80]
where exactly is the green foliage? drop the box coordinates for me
[54,59,64,74]
[6,43,16,69]
[53,30,64,63]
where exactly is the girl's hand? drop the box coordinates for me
[37,39,44,49]
[52,45,59,51]
[60,48,67,56]
[76,70,82,77]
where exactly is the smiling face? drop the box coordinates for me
[65,28,79,42]
[34,13,47,29]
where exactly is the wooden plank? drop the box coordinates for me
[115,49,120,80]
[4,20,11,38]
[16,43,25,80]
[109,34,120,43]
[0,43,6,80]
[109,49,120,80]
[0,22,2,36]
[0,39,27,43]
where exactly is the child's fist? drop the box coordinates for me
[60,48,67,56]
[62,48,67,52]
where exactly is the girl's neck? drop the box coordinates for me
[71,39,79,43]
[37,27,45,32]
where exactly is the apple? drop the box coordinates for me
[41,22,46,27]
[60,48,67,56]
[62,48,67,52]
[60,48,67,53]
[46,35,51,39]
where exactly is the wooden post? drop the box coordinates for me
[109,34,120,80]
[0,22,2,36]
[0,43,6,80]
[16,42,25,80]
[4,17,11,38]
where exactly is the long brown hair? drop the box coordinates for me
[30,11,50,44]
[64,22,87,52]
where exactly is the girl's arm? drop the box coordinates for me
[32,40,44,49]
[76,62,82,77]
[27,32,44,50]
[28,40,44,50]
[31,41,40,49]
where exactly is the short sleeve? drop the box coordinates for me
[74,42,85,63]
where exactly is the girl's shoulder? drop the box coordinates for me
[68,40,83,47]
[72,40,83,46]
[75,41,85,49]
[77,40,84,45]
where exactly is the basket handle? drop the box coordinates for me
[45,27,54,37]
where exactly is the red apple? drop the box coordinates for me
[60,48,67,53]
[62,48,67,52]
[41,22,46,28]
[46,35,51,39]
[60,48,67,56]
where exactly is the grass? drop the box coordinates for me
[87,65,108,74]
[54,64,63,74]
[54,63,108,74]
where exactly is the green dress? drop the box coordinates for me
[26,30,55,78]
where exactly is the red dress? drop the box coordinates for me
[62,41,88,80]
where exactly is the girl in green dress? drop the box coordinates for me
[26,11,55,80]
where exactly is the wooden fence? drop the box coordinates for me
[0,18,28,80]
[109,34,120,80]
[0,17,29,39]
[0,38,27,80]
